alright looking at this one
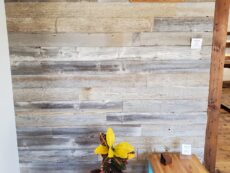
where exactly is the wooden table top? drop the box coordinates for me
[149,153,209,173]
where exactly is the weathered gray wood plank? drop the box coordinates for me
[15,101,79,110]
[10,46,212,61]
[16,125,142,137]
[12,74,147,88]
[176,3,215,17]
[79,100,123,111]
[19,149,99,164]
[5,2,215,18]
[11,60,210,75]
[7,17,151,33]
[12,72,209,89]
[123,99,208,113]
[15,100,122,112]
[8,32,213,47]
[16,112,107,127]
[154,17,213,32]
[57,18,152,33]
[15,111,207,127]
[5,2,176,18]
[14,88,80,102]
[13,86,209,102]
[106,112,207,125]
[141,123,206,137]
[17,135,205,150]
[147,72,210,87]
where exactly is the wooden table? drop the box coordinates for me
[148,153,209,173]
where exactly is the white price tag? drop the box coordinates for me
[181,144,192,156]
[191,38,203,49]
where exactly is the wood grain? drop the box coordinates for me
[204,0,230,172]
[6,1,213,172]
[216,109,230,173]
[10,46,212,61]
[11,60,210,75]
[8,32,213,47]
[149,153,208,173]
[154,17,213,32]
[13,86,209,102]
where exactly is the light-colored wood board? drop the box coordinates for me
[221,88,230,109]
[106,112,207,125]
[13,86,209,102]
[5,2,215,18]
[13,88,80,102]
[57,17,152,33]
[140,32,212,46]
[15,112,206,127]
[142,123,206,137]
[16,112,107,127]
[19,149,99,164]
[8,32,213,47]
[15,100,123,112]
[153,17,213,32]
[17,135,205,150]
[176,2,215,17]
[12,74,147,88]
[123,99,208,113]
[7,17,152,33]
[7,18,56,33]
[16,125,142,137]
[5,2,177,18]
[11,60,210,75]
[12,72,209,89]
[223,68,230,81]
[10,46,212,61]
[147,72,210,87]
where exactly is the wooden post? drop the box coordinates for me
[204,0,230,173]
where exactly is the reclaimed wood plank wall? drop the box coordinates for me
[5,0,215,172]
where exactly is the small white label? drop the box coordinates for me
[191,38,203,49]
[181,144,192,155]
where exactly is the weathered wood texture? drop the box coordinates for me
[6,1,213,173]
[204,0,230,173]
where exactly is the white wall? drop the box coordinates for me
[0,1,20,173]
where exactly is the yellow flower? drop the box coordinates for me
[94,128,135,160]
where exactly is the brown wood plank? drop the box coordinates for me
[149,153,208,173]
[204,0,230,173]
[216,109,230,173]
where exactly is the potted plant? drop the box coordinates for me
[91,128,135,173]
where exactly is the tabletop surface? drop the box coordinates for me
[149,153,209,173]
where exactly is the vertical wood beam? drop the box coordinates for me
[204,0,230,172]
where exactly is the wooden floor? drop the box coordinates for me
[216,89,230,173]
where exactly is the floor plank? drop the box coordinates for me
[216,109,230,173]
